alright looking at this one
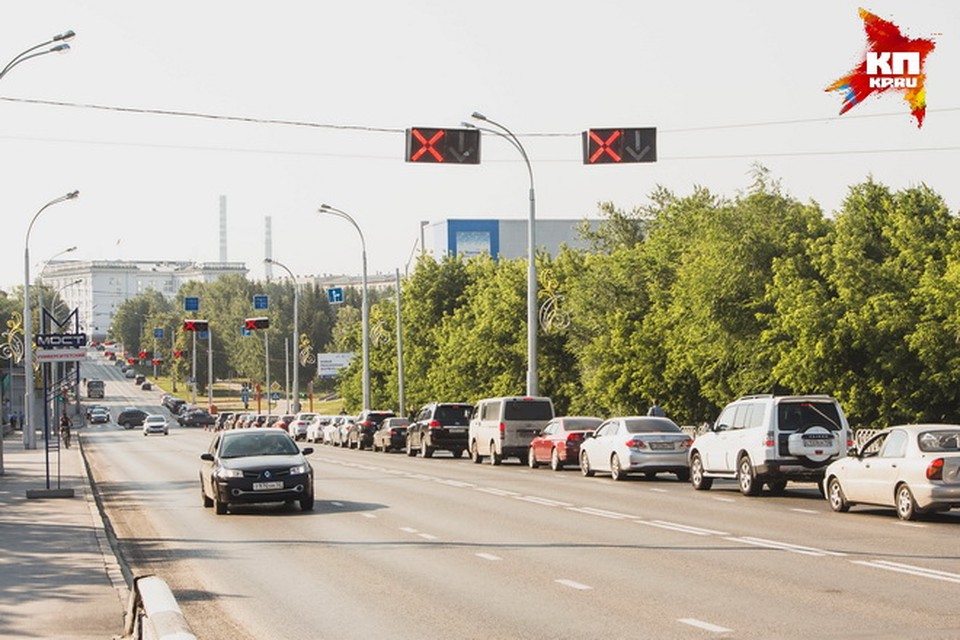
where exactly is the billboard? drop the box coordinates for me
[317,352,355,378]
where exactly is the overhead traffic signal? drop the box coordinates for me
[244,317,270,331]
[183,319,209,332]
[405,127,481,164]
[582,127,657,164]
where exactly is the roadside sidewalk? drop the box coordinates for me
[0,428,127,639]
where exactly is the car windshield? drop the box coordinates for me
[777,401,842,432]
[220,433,300,458]
[623,418,681,433]
[504,400,552,421]
[563,418,602,431]
[917,430,960,452]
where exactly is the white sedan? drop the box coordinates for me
[143,414,169,436]
[823,424,960,520]
[579,416,693,481]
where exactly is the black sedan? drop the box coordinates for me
[178,409,217,428]
[372,417,411,452]
[199,428,314,515]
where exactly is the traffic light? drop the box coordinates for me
[139,351,147,360]
[173,350,183,359]
[405,127,481,164]
[244,317,270,331]
[582,127,657,164]
[183,319,209,332]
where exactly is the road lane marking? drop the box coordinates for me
[649,487,669,493]
[712,497,736,503]
[555,579,592,591]
[514,495,574,508]
[418,533,438,540]
[331,501,344,507]
[566,507,635,520]
[789,508,819,514]
[637,520,729,537]
[894,521,926,529]
[678,618,732,634]
[851,560,960,584]
[476,553,502,561]
[436,479,475,488]
[725,536,846,557]
[400,527,418,534]
[476,487,521,497]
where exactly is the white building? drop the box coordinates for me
[40,260,247,342]
[424,218,600,260]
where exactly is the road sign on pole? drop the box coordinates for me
[253,295,269,311]
[153,328,164,339]
[327,287,344,304]
[184,297,200,312]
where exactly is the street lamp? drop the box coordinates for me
[0,30,75,81]
[469,112,539,396]
[36,246,77,321]
[319,204,370,410]
[264,258,300,413]
[23,190,79,449]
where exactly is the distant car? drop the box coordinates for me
[407,402,473,458]
[334,417,357,447]
[178,409,217,428]
[373,417,411,453]
[117,408,148,429]
[287,413,317,441]
[134,374,146,385]
[85,404,107,420]
[199,428,315,515]
[305,415,333,443]
[271,415,296,431]
[579,416,692,481]
[162,396,187,414]
[350,410,396,450]
[823,424,960,521]
[124,369,137,379]
[528,416,603,471]
[216,412,234,431]
[142,414,169,436]
[323,417,347,445]
[89,407,111,424]
[141,381,153,391]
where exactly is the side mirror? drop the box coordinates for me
[301,447,314,455]
[583,432,594,439]
[847,447,859,458]
[200,453,214,461]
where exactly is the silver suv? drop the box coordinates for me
[688,395,850,496]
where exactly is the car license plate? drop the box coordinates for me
[649,442,674,450]
[448,428,465,433]
[253,481,283,491]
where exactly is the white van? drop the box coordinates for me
[469,396,554,465]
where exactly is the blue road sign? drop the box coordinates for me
[253,294,269,310]
[153,328,164,339]
[199,330,209,340]
[327,287,344,304]
[241,327,252,337]
[184,296,200,312]
[270,391,281,401]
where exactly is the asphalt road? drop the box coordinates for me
[80,357,960,639]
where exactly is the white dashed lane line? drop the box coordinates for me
[894,521,926,529]
[712,496,737,503]
[331,501,344,507]
[724,536,846,557]
[418,533,438,540]
[850,560,960,584]
[514,495,574,508]
[648,487,669,493]
[637,520,729,537]
[566,507,635,520]
[475,553,502,561]
[555,579,593,591]
[789,508,819,514]
[678,618,733,634]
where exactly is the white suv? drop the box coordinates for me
[688,395,850,496]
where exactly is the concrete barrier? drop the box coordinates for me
[123,575,196,640]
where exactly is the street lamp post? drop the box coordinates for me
[319,204,370,411]
[0,30,75,81]
[265,258,301,413]
[23,190,79,449]
[470,112,539,396]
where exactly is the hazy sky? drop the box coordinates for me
[2,1,957,289]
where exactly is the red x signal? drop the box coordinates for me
[409,128,445,162]
[589,129,622,163]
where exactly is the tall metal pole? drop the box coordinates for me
[207,327,213,410]
[264,332,270,414]
[22,190,79,449]
[395,269,405,417]
[470,112,538,396]
[191,332,197,405]
[265,258,300,412]
[320,205,370,410]
[284,338,290,413]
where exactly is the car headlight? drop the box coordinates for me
[289,464,309,475]
[215,466,243,479]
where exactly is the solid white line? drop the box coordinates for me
[637,520,729,537]
[678,618,733,633]
[475,553,502,561]
[789,508,819,514]
[566,507,635,520]
[726,536,846,557]
[555,579,592,591]
[514,495,575,508]
[851,560,960,584]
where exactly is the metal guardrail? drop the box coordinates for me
[122,575,196,640]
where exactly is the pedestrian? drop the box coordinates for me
[59,414,72,449]
[8,413,16,431]
[647,400,666,417]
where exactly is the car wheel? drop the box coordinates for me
[550,448,564,471]
[213,491,227,515]
[421,441,434,458]
[896,484,920,521]
[471,441,483,464]
[675,469,690,482]
[300,494,315,512]
[452,448,465,459]
[527,447,539,469]
[611,454,627,481]
[767,479,788,495]
[690,456,708,488]
[580,451,595,477]
[490,443,502,466]
[644,471,657,480]
[827,477,850,513]
[201,481,213,508]
[406,438,417,457]
[737,456,761,496]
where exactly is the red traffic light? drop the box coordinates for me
[582,127,657,164]
[183,319,209,332]
[139,351,147,359]
[244,317,270,331]
[151,358,160,365]
[173,350,183,359]
[127,358,136,365]
[405,127,481,164]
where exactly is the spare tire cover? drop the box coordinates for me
[787,426,839,463]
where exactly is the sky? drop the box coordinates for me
[2,1,958,290]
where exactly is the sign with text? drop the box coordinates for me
[317,352,355,378]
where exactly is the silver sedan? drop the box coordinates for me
[579,416,692,481]
[823,424,960,520]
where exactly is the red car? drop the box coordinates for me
[528,416,604,471]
